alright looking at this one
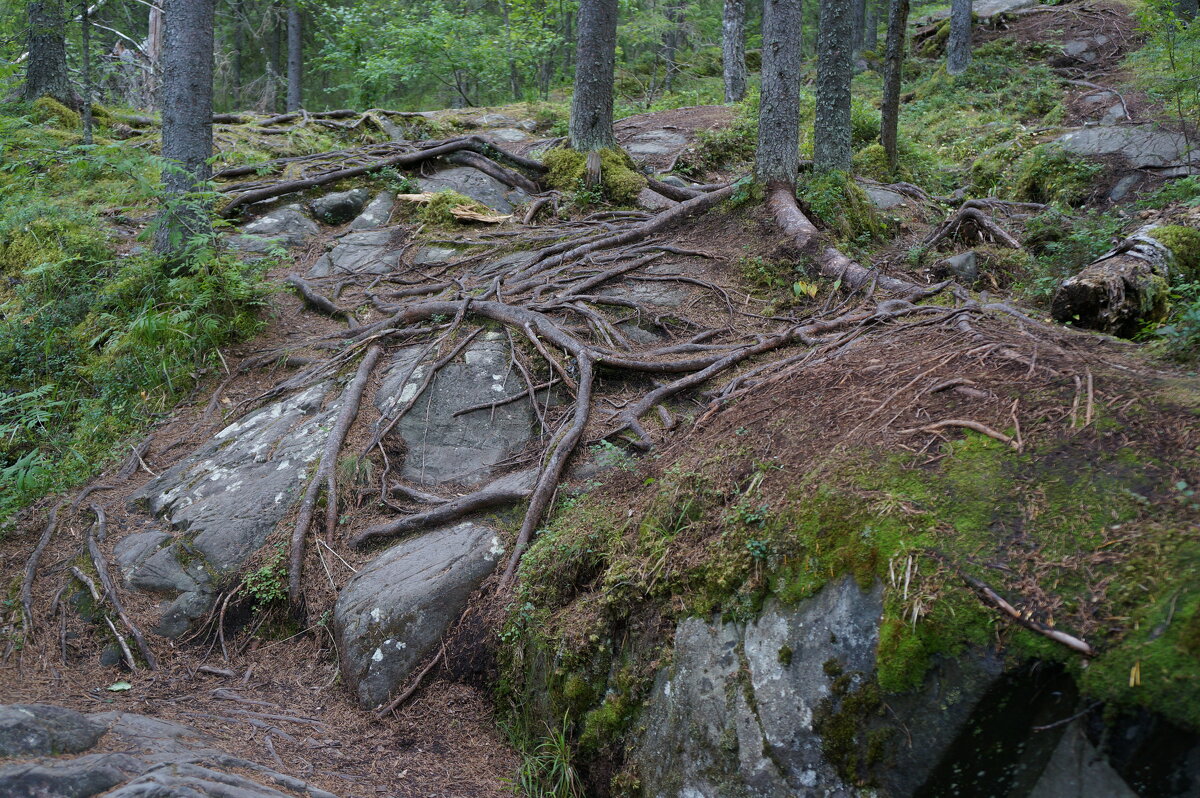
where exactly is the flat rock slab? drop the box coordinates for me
[633,578,883,796]
[129,383,337,637]
[865,186,909,209]
[309,229,407,278]
[923,0,1035,20]
[482,128,531,144]
[348,192,396,231]
[0,705,104,758]
[1056,125,1200,173]
[230,205,319,253]
[418,165,530,214]
[375,334,537,487]
[622,129,688,162]
[335,521,505,708]
[597,262,692,308]
[0,752,144,798]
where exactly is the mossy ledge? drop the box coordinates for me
[543,147,648,205]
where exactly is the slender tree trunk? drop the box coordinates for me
[24,1,72,104]
[155,0,215,256]
[269,1,282,112]
[231,0,244,106]
[286,2,302,111]
[81,1,93,143]
[814,0,853,172]
[756,0,803,187]
[569,0,619,152]
[947,0,972,74]
[851,0,865,59]
[147,1,164,103]
[1173,0,1196,22]
[879,0,909,172]
[722,0,748,103]
[864,0,879,52]
[662,0,684,93]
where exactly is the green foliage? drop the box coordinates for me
[1156,279,1200,360]
[510,716,587,798]
[0,113,269,524]
[1137,176,1200,210]
[1006,144,1103,206]
[243,544,288,610]
[678,91,759,174]
[797,171,885,248]
[1129,0,1200,127]
[1020,208,1127,301]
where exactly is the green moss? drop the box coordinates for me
[797,170,886,247]
[543,146,647,205]
[812,669,889,786]
[32,97,80,129]
[1150,225,1200,281]
[1007,144,1102,206]
[416,189,492,226]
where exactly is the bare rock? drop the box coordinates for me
[310,188,370,225]
[418,165,529,214]
[230,205,319,253]
[0,705,104,758]
[334,522,506,708]
[348,192,396,231]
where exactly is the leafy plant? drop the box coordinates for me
[243,544,288,610]
[510,716,586,798]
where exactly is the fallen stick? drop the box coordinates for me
[957,569,1094,656]
[898,419,1020,450]
[87,505,158,669]
[20,505,60,633]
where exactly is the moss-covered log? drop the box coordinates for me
[1051,226,1174,338]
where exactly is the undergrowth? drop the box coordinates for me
[0,106,271,529]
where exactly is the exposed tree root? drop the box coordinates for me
[922,199,1023,250]
[287,275,355,322]
[20,505,59,636]
[287,345,383,611]
[87,504,158,669]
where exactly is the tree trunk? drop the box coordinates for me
[947,0,972,75]
[24,1,72,105]
[269,1,282,112]
[722,0,748,103]
[80,1,93,143]
[569,0,619,152]
[814,0,854,172]
[154,0,215,256]
[286,2,302,111]
[864,0,879,52]
[851,0,866,59]
[879,0,909,171]
[231,0,244,105]
[1051,228,1174,338]
[662,0,684,93]
[756,0,804,186]
[1174,0,1197,22]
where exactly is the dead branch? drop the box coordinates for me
[287,275,354,321]
[922,200,1022,250]
[20,505,60,634]
[898,419,1021,450]
[87,504,158,669]
[957,568,1095,656]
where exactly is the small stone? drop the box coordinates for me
[310,188,370,225]
[1108,174,1140,203]
[938,251,980,285]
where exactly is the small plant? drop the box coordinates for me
[591,439,635,471]
[377,166,420,194]
[511,716,586,798]
[242,544,288,611]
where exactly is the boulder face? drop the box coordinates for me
[333,521,505,708]
[1056,126,1200,175]
[129,383,337,637]
[375,333,538,487]
[633,579,883,797]
[418,165,529,213]
[0,705,104,758]
[0,707,336,798]
[310,188,370,225]
[230,204,319,253]
[308,229,406,278]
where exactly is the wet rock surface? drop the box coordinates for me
[129,383,337,637]
[0,707,335,798]
[334,521,506,708]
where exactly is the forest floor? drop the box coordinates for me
[2,1,1199,796]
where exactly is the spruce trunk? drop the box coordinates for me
[880,0,909,171]
[814,0,854,172]
[155,0,215,256]
[947,0,972,75]
[24,0,71,105]
[287,3,302,111]
[756,0,804,186]
[722,0,749,103]
[569,0,619,152]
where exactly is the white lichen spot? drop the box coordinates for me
[487,536,505,559]
[370,607,383,622]
[371,648,383,663]
[274,492,284,504]
[276,461,291,471]
[395,641,406,650]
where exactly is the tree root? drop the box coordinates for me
[922,200,1022,250]
[20,505,59,636]
[87,504,158,669]
[287,275,355,322]
[897,418,1021,450]
[288,345,383,611]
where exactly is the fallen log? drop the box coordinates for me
[1051,226,1172,337]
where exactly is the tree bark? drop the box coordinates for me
[80,1,93,143]
[851,0,866,60]
[1174,0,1196,22]
[879,0,909,171]
[286,2,302,111]
[814,0,854,172]
[231,0,244,105]
[24,1,72,105]
[756,0,804,186]
[569,0,619,151]
[947,0,972,75]
[1051,227,1173,338]
[864,0,879,52]
[662,0,684,93]
[154,0,215,256]
[722,0,748,103]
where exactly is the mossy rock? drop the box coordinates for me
[797,171,886,245]
[1007,144,1102,206]
[32,97,80,130]
[1150,225,1200,281]
[543,146,648,205]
